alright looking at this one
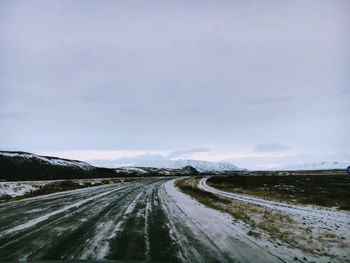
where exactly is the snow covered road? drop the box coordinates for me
[0,178,282,262]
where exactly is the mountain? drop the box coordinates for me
[89,153,242,173]
[0,151,94,170]
[273,161,350,171]
[0,151,115,181]
[114,165,199,176]
[123,158,241,173]
[0,151,201,181]
[171,159,239,173]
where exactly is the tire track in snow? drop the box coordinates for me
[0,185,132,237]
[0,184,121,232]
[0,177,290,262]
[0,182,148,260]
[160,179,282,263]
[104,179,178,261]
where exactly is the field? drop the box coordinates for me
[175,174,350,262]
[0,178,283,262]
[1,174,349,262]
[0,177,155,202]
[206,170,350,210]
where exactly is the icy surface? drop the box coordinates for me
[160,179,281,263]
[1,177,348,262]
[199,177,350,262]
[0,182,46,198]
[0,178,282,262]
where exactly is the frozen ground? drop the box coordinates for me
[0,178,282,262]
[1,177,348,262]
[0,179,108,199]
[0,182,48,198]
[199,177,350,263]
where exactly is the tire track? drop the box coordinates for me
[0,182,145,260]
[0,177,287,262]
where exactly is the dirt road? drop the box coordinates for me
[0,178,282,262]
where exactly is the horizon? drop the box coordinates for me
[1,149,350,171]
[1,0,349,169]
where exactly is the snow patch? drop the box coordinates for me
[0,185,128,236]
[199,177,350,262]
[0,182,46,198]
[160,179,281,263]
[272,161,350,171]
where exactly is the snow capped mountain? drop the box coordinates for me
[274,161,350,171]
[0,151,94,170]
[0,151,241,181]
[115,165,200,176]
[0,151,119,181]
[172,159,239,173]
[128,158,240,173]
[89,153,242,172]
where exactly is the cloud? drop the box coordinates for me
[254,143,290,153]
[246,96,294,106]
[168,148,211,158]
[0,111,26,120]
[89,154,171,168]
[226,152,350,170]
[1,0,349,156]
[182,107,205,115]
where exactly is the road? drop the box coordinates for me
[0,178,282,262]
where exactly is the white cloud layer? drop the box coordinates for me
[1,0,349,168]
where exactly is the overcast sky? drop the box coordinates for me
[1,0,349,169]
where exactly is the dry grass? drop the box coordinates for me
[175,177,343,256]
[207,172,350,210]
[0,177,154,202]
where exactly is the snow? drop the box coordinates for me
[0,184,129,237]
[0,151,94,170]
[172,159,239,172]
[199,177,350,262]
[79,220,123,260]
[160,179,282,263]
[0,151,242,172]
[199,178,349,223]
[2,176,347,262]
[0,182,46,198]
[126,158,240,172]
[115,167,148,174]
[272,161,350,171]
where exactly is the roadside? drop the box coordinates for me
[162,178,282,263]
[0,177,155,202]
[206,172,350,210]
[175,176,350,263]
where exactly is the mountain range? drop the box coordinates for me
[0,151,240,181]
[273,161,350,171]
[117,158,240,173]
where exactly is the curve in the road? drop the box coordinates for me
[0,177,284,263]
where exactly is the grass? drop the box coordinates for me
[207,171,350,210]
[174,177,344,256]
[0,177,154,202]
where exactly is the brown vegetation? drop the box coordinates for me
[207,171,350,210]
[175,177,344,256]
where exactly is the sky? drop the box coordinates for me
[1,0,349,169]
